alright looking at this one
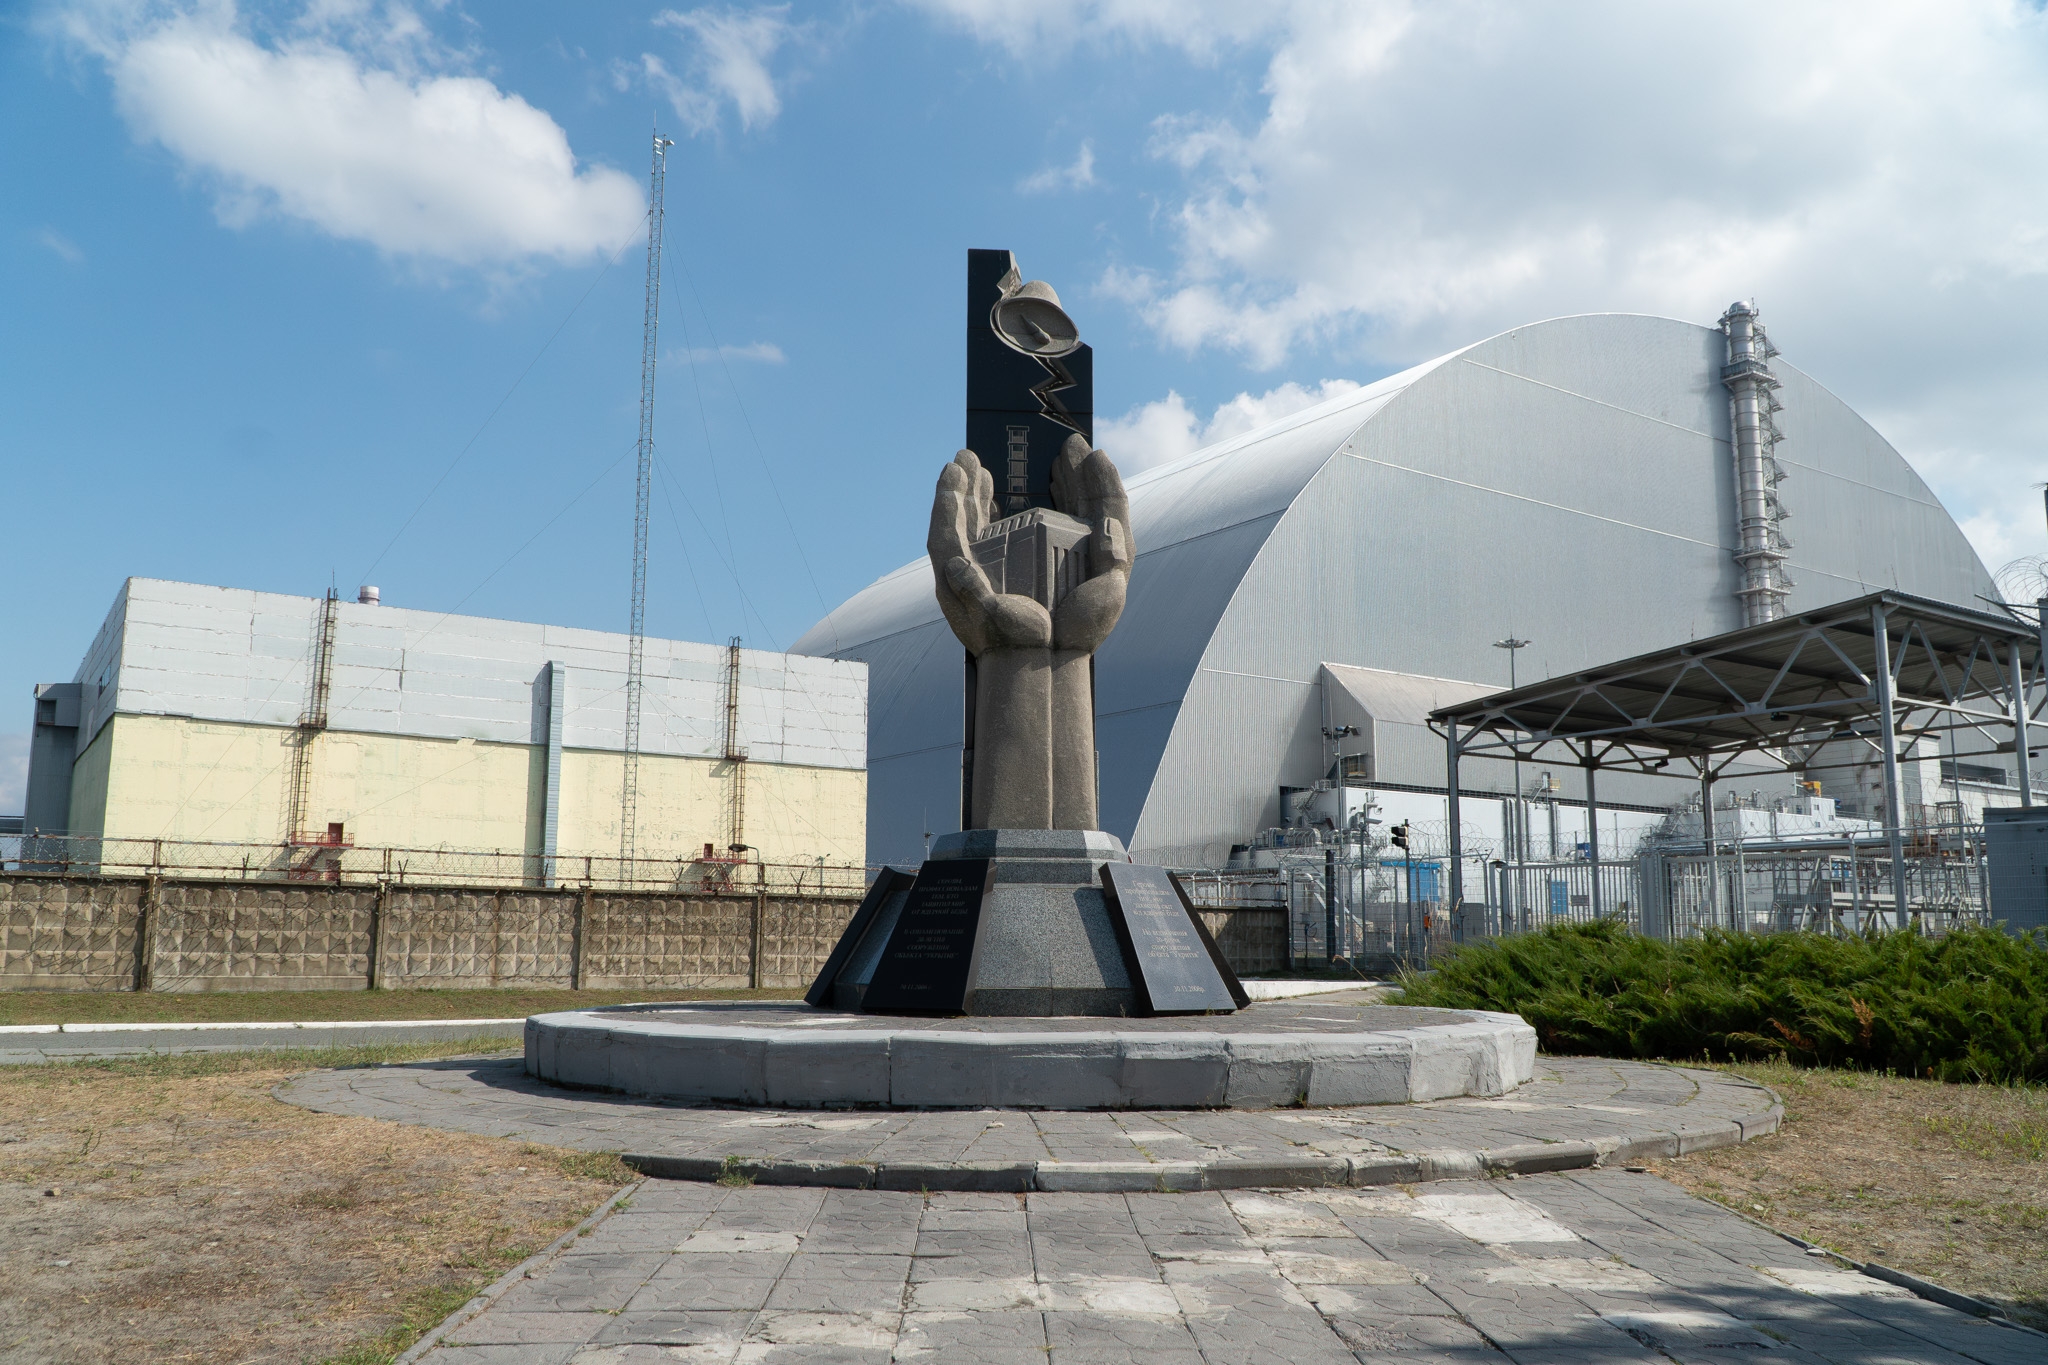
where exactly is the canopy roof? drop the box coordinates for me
[1430,591,2041,779]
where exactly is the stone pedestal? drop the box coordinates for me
[824,828,1139,1017]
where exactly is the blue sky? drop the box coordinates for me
[6,0,2048,813]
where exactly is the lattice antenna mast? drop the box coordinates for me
[621,130,674,868]
[723,637,747,856]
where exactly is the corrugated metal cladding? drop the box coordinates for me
[82,579,867,771]
[795,313,1997,866]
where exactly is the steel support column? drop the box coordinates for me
[1584,749,1602,919]
[1446,722,1464,926]
[1701,768,1719,932]
[1870,603,1909,926]
[2014,639,2035,810]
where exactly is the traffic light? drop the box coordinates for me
[1389,822,1410,851]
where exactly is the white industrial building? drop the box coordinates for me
[798,311,2011,869]
[25,579,868,875]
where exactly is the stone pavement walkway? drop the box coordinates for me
[413,1171,2041,1364]
[281,1055,1779,1192]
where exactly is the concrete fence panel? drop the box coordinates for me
[2,875,1275,994]
[379,889,579,989]
[0,877,144,991]
[149,882,378,993]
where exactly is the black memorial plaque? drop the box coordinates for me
[860,859,995,1014]
[1101,863,1246,1014]
[804,866,917,1007]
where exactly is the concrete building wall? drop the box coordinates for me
[38,579,868,867]
[81,579,865,769]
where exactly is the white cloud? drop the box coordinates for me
[55,2,643,267]
[1020,141,1096,193]
[921,0,2048,573]
[1098,378,1360,472]
[907,0,1275,62]
[641,5,803,135]
[37,227,85,263]
[673,340,785,364]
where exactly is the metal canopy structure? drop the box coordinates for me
[1429,590,2044,927]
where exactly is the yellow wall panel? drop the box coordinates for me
[78,715,865,867]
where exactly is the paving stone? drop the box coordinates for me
[799,1190,926,1254]
[491,1251,667,1313]
[764,1253,913,1312]
[894,1308,1049,1364]
[740,1309,900,1359]
[446,1310,611,1345]
[590,1309,753,1346]
[1341,1325,1505,1365]
[1172,1270,1358,1365]
[564,1213,701,1254]
[628,1251,791,1312]
[431,1347,584,1365]
[909,1228,1036,1281]
[1045,1310,1207,1365]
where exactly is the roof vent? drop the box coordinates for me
[357,585,380,606]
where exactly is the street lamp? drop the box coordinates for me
[1493,637,1530,932]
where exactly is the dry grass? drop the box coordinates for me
[0,985,803,1027]
[1656,1060,2048,1329]
[0,1043,634,1364]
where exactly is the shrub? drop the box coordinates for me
[1394,922,2048,1083]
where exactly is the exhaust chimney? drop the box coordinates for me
[1719,302,1792,625]
[357,585,380,606]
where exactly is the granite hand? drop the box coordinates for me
[1047,433,1134,653]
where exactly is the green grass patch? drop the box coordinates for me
[1924,1102,2048,1162]
[0,985,803,1027]
[1393,921,2048,1083]
[541,1147,638,1183]
[318,1245,530,1365]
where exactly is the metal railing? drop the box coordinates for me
[1481,823,1995,939]
[1176,862,1447,971]
[2,832,869,896]
[1639,826,1993,937]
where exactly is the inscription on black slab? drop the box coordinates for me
[1101,863,1244,1014]
[804,866,917,1007]
[860,859,994,1014]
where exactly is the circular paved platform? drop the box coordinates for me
[277,1051,1780,1193]
[523,993,1537,1111]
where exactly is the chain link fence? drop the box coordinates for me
[2,832,869,897]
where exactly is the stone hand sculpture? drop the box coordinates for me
[929,434,1133,830]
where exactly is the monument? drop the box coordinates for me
[806,251,1243,1017]
[523,250,1538,1110]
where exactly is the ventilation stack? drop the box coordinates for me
[1720,302,1793,625]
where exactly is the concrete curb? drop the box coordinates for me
[1859,1262,2046,1335]
[0,1018,525,1063]
[1730,1209,2047,1338]
[620,1107,1781,1193]
[1239,980,1382,1001]
[526,1007,1538,1111]
[393,1179,643,1364]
